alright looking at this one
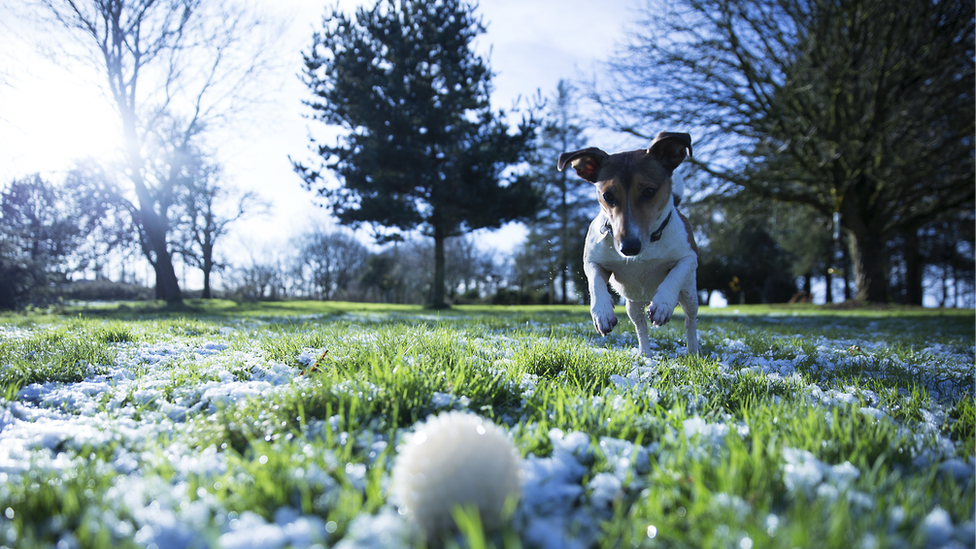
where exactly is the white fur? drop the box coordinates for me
[672,171,685,199]
[558,136,699,357]
[584,200,699,357]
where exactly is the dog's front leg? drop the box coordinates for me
[585,261,617,336]
[626,300,652,357]
[678,283,699,355]
[648,256,698,327]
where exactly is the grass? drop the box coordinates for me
[0,302,972,548]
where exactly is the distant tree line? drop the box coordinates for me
[4,157,970,309]
[0,169,131,309]
[0,164,264,309]
[224,230,512,305]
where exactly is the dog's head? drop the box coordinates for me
[558,132,692,257]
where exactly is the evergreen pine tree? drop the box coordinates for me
[294,0,541,308]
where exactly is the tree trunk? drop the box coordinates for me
[903,228,923,305]
[952,267,960,308]
[202,242,214,299]
[151,241,182,303]
[941,265,949,307]
[202,264,212,299]
[429,225,448,309]
[560,264,568,304]
[842,241,852,301]
[824,248,834,305]
[559,171,569,305]
[141,208,182,304]
[842,213,888,303]
[121,110,182,304]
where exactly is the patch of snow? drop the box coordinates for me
[586,472,622,516]
[219,509,328,549]
[922,507,956,549]
[430,391,470,409]
[0,313,972,548]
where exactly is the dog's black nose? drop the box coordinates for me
[620,238,642,256]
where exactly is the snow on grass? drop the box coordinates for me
[0,305,973,548]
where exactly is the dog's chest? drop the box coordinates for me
[604,254,676,301]
[586,223,692,302]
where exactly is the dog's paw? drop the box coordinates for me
[591,306,618,336]
[647,301,674,327]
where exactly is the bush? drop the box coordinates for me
[56,280,154,302]
[490,288,520,305]
[0,255,35,310]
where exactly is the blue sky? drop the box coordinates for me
[0,0,638,259]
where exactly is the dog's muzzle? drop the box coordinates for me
[620,238,642,256]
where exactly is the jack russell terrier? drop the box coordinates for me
[558,132,699,357]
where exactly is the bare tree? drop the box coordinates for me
[0,169,132,307]
[62,159,139,278]
[35,0,284,303]
[292,228,370,301]
[512,225,561,304]
[173,159,269,299]
[227,246,288,302]
[594,0,974,303]
[443,235,501,302]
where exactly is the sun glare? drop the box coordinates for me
[1,58,123,182]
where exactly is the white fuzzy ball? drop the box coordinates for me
[391,411,522,535]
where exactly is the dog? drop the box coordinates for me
[557,132,699,357]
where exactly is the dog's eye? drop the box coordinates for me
[602,191,616,205]
[641,188,657,200]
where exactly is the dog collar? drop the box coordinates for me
[650,210,673,242]
[600,209,674,242]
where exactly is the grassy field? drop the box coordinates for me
[0,301,973,548]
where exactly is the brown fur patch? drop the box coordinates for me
[594,151,674,247]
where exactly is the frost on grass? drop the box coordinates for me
[781,448,868,505]
[0,310,973,548]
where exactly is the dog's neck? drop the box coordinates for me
[649,210,673,242]
[601,206,674,243]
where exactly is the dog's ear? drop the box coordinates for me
[648,132,692,172]
[557,147,609,183]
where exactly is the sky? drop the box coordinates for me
[0,0,641,269]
